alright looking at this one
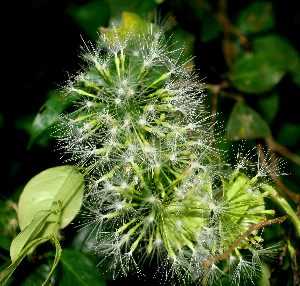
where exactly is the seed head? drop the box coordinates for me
[57,19,278,285]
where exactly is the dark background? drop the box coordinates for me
[1,0,300,285]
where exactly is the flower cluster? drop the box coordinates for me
[57,22,276,285]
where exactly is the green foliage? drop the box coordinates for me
[228,54,285,94]
[237,1,275,34]
[1,0,300,285]
[28,91,74,150]
[226,101,271,140]
[58,249,107,286]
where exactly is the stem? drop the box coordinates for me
[202,210,300,269]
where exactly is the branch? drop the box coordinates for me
[202,210,300,269]
[265,136,300,167]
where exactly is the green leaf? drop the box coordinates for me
[42,236,62,286]
[17,166,84,252]
[58,249,106,286]
[0,237,49,286]
[19,264,52,286]
[106,0,156,20]
[261,184,300,236]
[257,263,271,286]
[252,34,300,72]
[10,210,53,262]
[226,101,271,140]
[105,12,153,39]
[66,0,110,41]
[258,92,280,123]
[27,90,73,150]
[237,1,275,34]
[228,54,285,94]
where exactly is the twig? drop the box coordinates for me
[202,210,300,270]
[265,136,300,167]
[263,136,300,205]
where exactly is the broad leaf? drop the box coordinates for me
[228,54,285,94]
[226,101,271,140]
[18,166,84,251]
[10,210,53,262]
[19,264,52,286]
[253,34,300,72]
[27,90,73,150]
[237,1,275,34]
[58,249,107,286]
[0,237,49,285]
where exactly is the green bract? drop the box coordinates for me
[56,23,278,285]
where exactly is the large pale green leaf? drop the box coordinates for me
[237,1,275,34]
[228,54,285,94]
[10,210,53,262]
[27,90,73,150]
[226,101,271,140]
[18,166,84,246]
[58,249,106,286]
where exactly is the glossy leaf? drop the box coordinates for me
[228,54,285,94]
[253,34,300,72]
[58,249,107,286]
[10,210,53,262]
[226,101,271,140]
[238,1,275,34]
[27,90,73,150]
[17,166,84,250]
